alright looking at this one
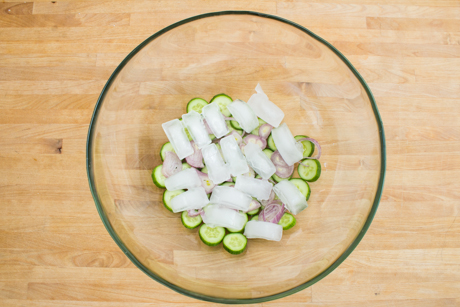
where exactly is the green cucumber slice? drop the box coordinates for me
[272,173,292,183]
[162,189,185,212]
[263,148,274,160]
[223,233,247,255]
[220,182,234,187]
[294,135,315,157]
[247,208,260,216]
[186,98,208,113]
[152,165,166,188]
[230,120,243,131]
[199,224,226,246]
[179,119,193,141]
[227,212,248,233]
[298,159,321,182]
[160,142,175,161]
[210,94,233,117]
[289,178,311,201]
[227,122,243,136]
[267,134,277,151]
[181,211,202,229]
[278,212,296,230]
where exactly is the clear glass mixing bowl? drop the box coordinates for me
[87,11,386,304]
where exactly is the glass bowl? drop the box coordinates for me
[87,11,386,304]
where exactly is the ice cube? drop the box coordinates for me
[247,84,284,127]
[181,111,211,149]
[271,123,303,166]
[170,187,209,213]
[162,119,194,160]
[235,175,273,201]
[273,180,308,215]
[227,99,259,133]
[201,144,231,184]
[243,220,283,241]
[202,103,229,138]
[164,168,201,191]
[210,186,252,211]
[243,142,276,179]
[202,204,247,229]
[220,135,249,176]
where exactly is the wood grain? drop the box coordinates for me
[1,0,460,306]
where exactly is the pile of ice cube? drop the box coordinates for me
[160,84,310,241]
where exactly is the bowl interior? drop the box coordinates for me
[88,12,384,303]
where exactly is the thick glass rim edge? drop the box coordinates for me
[86,10,386,304]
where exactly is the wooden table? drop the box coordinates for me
[1,1,459,306]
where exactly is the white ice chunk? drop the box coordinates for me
[271,123,303,166]
[220,135,249,177]
[181,111,211,149]
[170,187,209,213]
[164,168,201,191]
[202,103,229,138]
[201,144,231,184]
[227,99,259,133]
[202,204,247,229]
[162,119,194,160]
[243,143,276,179]
[235,175,273,201]
[247,84,284,127]
[273,180,308,215]
[244,220,283,241]
[210,186,252,211]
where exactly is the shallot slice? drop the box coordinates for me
[185,141,204,168]
[161,151,182,178]
[258,124,273,139]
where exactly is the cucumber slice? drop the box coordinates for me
[298,159,321,182]
[230,120,243,131]
[162,189,185,212]
[289,178,311,201]
[201,166,208,174]
[278,212,296,230]
[263,148,274,160]
[186,98,208,113]
[181,211,202,229]
[251,215,259,221]
[182,163,192,170]
[223,233,247,255]
[179,119,193,141]
[227,122,243,136]
[210,94,233,117]
[152,165,166,188]
[294,135,315,157]
[227,212,248,233]
[247,208,260,216]
[272,173,292,183]
[267,134,277,151]
[199,224,226,246]
[220,182,234,187]
[160,142,175,161]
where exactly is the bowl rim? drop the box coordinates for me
[86,10,386,304]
